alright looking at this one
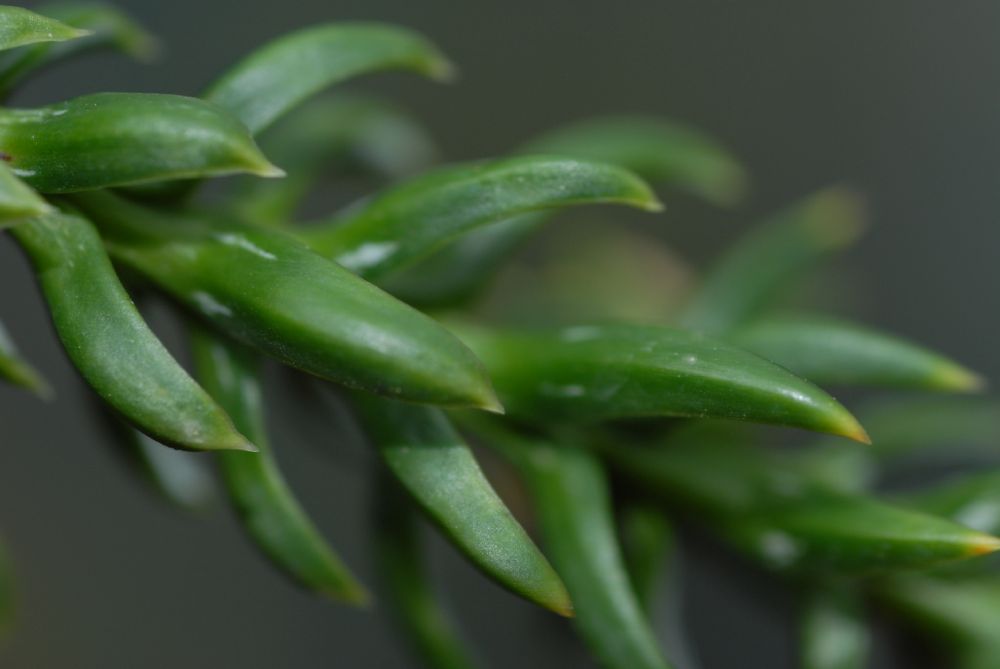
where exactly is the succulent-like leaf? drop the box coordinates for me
[106,417,215,511]
[609,426,1000,573]
[303,156,662,280]
[191,328,368,604]
[0,2,155,96]
[0,93,282,193]
[0,163,53,226]
[731,313,983,391]
[896,470,1000,536]
[233,95,437,225]
[0,318,51,397]
[352,395,571,615]
[205,22,453,136]
[473,422,673,669]
[799,589,869,669]
[389,115,743,307]
[373,472,481,669]
[0,5,88,53]
[680,189,865,333]
[72,191,499,411]
[452,322,868,442]
[12,211,253,452]
[521,116,746,206]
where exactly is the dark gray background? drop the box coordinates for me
[1,1,994,667]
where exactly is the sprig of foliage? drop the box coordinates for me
[0,5,993,668]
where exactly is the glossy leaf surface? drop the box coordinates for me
[12,211,252,452]
[680,188,865,333]
[192,328,368,603]
[304,155,662,280]
[206,22,453,135]
[453,322,868,441]
[732,314,983,391]
[0,5,87,52]
[353,396,570,615]
[73,191,499,411]
[0,93,281,193]
[373,473,480,669]
[475,423,672,669]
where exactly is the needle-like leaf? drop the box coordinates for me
[452,322,868,442]
[731,313,984,391]
[680,188,865,333]
[0,5,89,53]
[191,327,369,604]
[352,395,571,615]
[72,191,499,411]
[0,93,282,193]
[205,22,453,136]
[303,155,662,280]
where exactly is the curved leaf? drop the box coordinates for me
[0,318,51,397]
[72,191,499,411]
[609,426,1000,573]
[352,395,571,615]
[191,328,368,604]
[303,155,662,280]
[680,188,865,333]
[0,163,53,226]
[205,22,453,136]
[0,3,155,96]
[473,422,673,669]
[800,589,869,669]
[234,95,437,225]
[731,314,983,391]
[0,93,282,193]
[12,211,252,452]
[389,114,743,307]
[373,472,481,669]
[452,322,868,442]
[0,5,87,53]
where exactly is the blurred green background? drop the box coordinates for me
[1,1,995,667]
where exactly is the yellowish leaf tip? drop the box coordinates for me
[967,534,1000,557]
[427,56,459,83]
[933,363,988,394]
[642,196,666,213]
[250,162,286,179]
[477,390,506,415]
[227,437,259,453]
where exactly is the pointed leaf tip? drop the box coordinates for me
[933,363,987,393]
[968,535,1000,557]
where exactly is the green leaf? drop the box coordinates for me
[880,575,1000,666]
[608,425,1000,573]
[472,422,673,669]
[0,3,156,96]
[191,327,368,604]
[352,395,571,615]
[0,163,53,226]
[730,313,983,391]
[0,5,88,53]
[205,22,453,136]
[233,95,437,225]
[799,589,869,669]
[680,188,865,333]
[373,471,481,669]
[0,318,51,398]
[896,470,1000,536]
[11,211,253,452]
[452,322,868,442]
[521,116,746,206]
[0,93,282,193]
[72,191,499,411]
[389,114,743,307]
[303,155,662,280]
[105,416,215,511]
[619,504,675,614]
